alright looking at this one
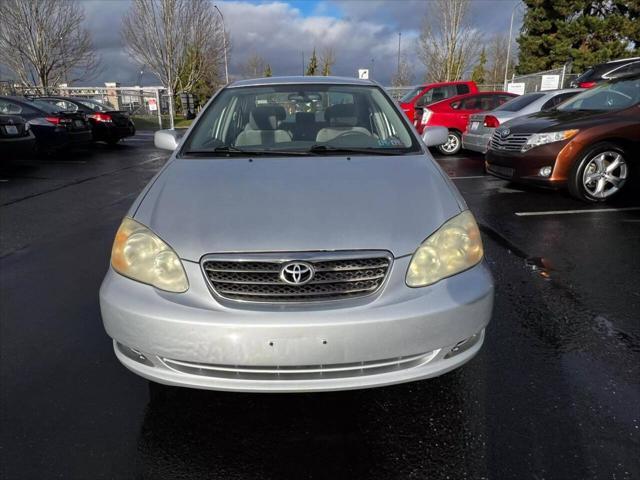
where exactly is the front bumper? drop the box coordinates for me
[100,257,494,392]
[485,141,570,186]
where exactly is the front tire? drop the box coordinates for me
[568,143,629,202]
[437,131,462,156]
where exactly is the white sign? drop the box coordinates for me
[507,82,526,95]
[148,98,158,111]
[358,69,369,80]
[540,75,560,91]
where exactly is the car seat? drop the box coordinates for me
[235,106,292,146]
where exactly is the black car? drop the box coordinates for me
[38,97,135,145]
[0,96,92,153]
[0,114,36,158]
[571,57,640,88]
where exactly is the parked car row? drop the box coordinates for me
[0,95,136,158]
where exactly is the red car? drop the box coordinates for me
[399,80,478,124]
[418,91,517,155]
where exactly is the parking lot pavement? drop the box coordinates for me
[1,137,638,479]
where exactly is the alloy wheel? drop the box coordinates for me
[582,151,627,199]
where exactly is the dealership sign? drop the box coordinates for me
[148,98,158,111]
[507,82,526,95]
[540,75,560,91]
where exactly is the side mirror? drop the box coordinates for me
[421,126,449,147]
[154,129,183,151]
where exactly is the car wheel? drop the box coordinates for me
[437,131,462,155]
[568,143,629,202]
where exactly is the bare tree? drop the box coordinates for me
[240,54,266,79]
[392,53,414,87]
[122,0,226,128]
[416,0,482,82]
[0,0,99,93]
[320,47,336,76]
[486,34,516,85]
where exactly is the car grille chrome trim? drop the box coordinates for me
[201,251,392,303]
[490,132,531,152]
[160,349,440,381]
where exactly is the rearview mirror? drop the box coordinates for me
[154,129,183,151]
[421,126,448,147]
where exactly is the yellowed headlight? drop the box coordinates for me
[111,217,188,293]
[406,210,483,287]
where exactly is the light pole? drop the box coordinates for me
[214,5,229,84]
[503,3,519,90]
[397,32,401,79]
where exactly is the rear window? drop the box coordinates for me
[25,99,61,113]
[495,93,545,112]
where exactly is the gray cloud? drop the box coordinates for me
[71,0,523,87]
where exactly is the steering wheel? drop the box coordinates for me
[333,130,371,140]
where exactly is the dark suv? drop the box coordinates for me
[571,57,640,88]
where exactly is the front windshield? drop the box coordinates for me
[557,76,640,112]
[183,84,420,156]
[495,93,545,112]
[399,86,423,103]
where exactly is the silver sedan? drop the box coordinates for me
[462,89,584,154]
[99,76,493,392]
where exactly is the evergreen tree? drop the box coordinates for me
[517,0,639,74]
[471,47,487,84]
[263,64,272,77]
[306,49,318,76]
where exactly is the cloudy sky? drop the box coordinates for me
[80,0,523,87]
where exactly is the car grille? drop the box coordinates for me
[160,349,439,381]
[486,164,515,178]
[202,252,392,303]
[490,131,531,152]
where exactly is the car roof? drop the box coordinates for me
[228,75,375,88]
[604,56,640,65]
[428,90,514,106]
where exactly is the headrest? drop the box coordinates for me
[249,106,286,130]
[324,103,357,126]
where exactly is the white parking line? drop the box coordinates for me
[515,207,640,217]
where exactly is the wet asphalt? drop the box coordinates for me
[1,135,639,480]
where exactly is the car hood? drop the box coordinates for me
[133,155,463,261]
[503,109,615,133]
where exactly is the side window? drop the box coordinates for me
[456,84,470,95]
[494,95,514,108]
[417,86,450,106]
[541,93,573,111]
[458,96,481,110]
[0,100,22,115]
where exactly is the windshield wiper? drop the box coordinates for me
[307,144,405,156]
[183,146,311,156]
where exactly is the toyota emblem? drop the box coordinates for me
[279,261,315,285]
[500,128,511,138]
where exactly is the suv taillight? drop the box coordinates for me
[89,113,112,123]
[483,115,500,128]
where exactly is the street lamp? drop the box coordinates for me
[503,2,521,90]
[214,5,229,84]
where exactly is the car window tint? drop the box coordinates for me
[0,99,22,114]
[495,93,545,112]
[606,61,640,79]
[558,76,640,111]
[456,84,470,95]
[417,85,456,106]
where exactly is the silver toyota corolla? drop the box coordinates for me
[99,76,494,392]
